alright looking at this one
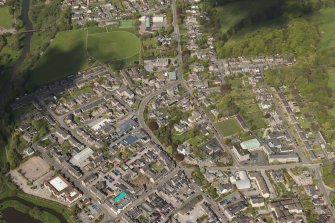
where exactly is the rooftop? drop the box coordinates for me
[240,138,261,150]
[49,176,69,192]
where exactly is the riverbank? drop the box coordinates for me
[0,198,62,223]
[0,174,77,223]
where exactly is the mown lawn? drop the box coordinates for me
[87,31,140,62]
[27,29,88,88]
[0,6,13,28]
[27,28,140,89]
[328,68,335,91]
[215,118,243,137]
[119,19,137,29]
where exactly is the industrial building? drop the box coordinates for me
[70,147,94,166]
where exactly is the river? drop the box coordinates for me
[0,0,33,107]
[12,0,33,77]
[0,197,68,223]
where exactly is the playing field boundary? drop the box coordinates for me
[86,29,141,63]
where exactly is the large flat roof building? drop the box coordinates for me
[49,176,69,192]
[240,138,261,151]
[70,147,94,166]
[230,171,251,190]
[45,175,82,203]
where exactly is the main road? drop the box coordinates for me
[170,0,238,166]
[137,81,180,147]
[133,1,230,222]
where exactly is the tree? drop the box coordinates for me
[165,146,174,155]
[220,83,232,94]
[175,153,185,162]
[224,138,232,146]
[85,20,98,27]
[148,119,159,131]
[110,60,126,71]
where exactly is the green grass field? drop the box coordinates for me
[215,118,243,137]
[87,31,140,62]
[27,28,140,88]
[120,19,137,29]
[309,8,335,50]
[322,163,335,188]
[330,192,335,206]
[27,29,88,88]
[328,68,335,91]
[0,6,13,28]
[0,200,61,223]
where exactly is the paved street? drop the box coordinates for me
[312,166,335,217]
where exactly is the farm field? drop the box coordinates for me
[0,6,13,28]
[215,118,243,137]
[27,28,140,88]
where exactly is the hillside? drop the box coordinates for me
[201,0,335,147]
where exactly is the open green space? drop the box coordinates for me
[119,19,137,29]
[215,118,243,137]
[321,163,335,188]
[309,8,335,50]
[27,28,140,88]
[328,68,335,91]
[330,192,335,206]
[87,31,140,62]
[0,200,61,223]
[210,75,267,131]
[27,29,88,88]
[0,6,13,28]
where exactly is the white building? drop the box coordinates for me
[240,138,261,151]
[45,175,82,203]
[70,147,94,166]
[229,171,251,190]
[88,118,111,131]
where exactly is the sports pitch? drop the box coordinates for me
[27,28,141,88]
[87,31,141,62]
